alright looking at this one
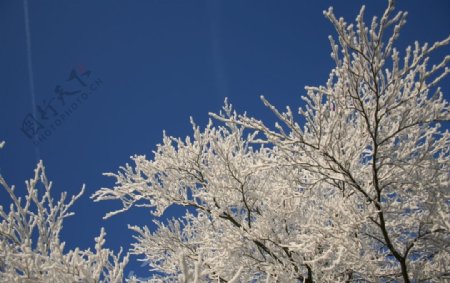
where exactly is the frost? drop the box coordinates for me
[0,161,129,282]
[69,1,450,282]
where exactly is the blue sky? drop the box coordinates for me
[1,0,449,279]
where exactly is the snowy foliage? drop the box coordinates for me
[4,1,449,282]
[0,160,129,282]
[93,1,450,282]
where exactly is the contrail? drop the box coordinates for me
[208,0,229,104]
[23,0,41,163]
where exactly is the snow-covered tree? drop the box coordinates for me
[0,144,129,282]
[93,1,449,282]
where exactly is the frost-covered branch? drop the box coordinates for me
[214,1,450,282]
[93,2,449,282]
[0,159,129,282]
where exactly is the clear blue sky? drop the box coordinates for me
[1,0,449,279]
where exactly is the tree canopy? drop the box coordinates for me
[93,1,450,281]
[1,1,449,282]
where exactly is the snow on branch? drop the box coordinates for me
[0,159,129,282]
[94,2,450,282]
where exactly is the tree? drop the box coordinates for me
[0,143,129,282]
[0,1,444,282]
[92,1,450,282]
